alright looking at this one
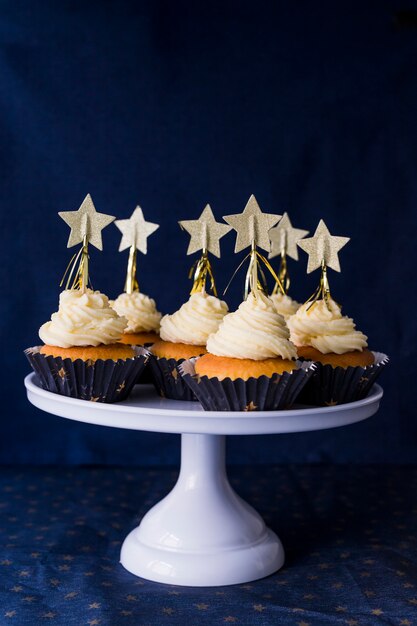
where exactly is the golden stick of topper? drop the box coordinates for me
[59,194,115,292]
[223,195,282,299]
[268,212,309,295]
[297,219,350,309]
[179,204,231,297]
[115,206,159,294]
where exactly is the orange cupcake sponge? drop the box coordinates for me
[119,331,159,346]
[195,353,297,381]
[151,340,207,361]
[40,343,135,362]
[297,346,374,368]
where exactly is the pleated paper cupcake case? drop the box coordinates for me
[147,354,196,401]
[297,351,389,406]
[128,342,155,385]
[25,346,150,403]
[179,359,316,411]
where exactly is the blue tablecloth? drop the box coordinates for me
[0,465,416,625]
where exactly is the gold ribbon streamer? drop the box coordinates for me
[272,250,290,295]
[60,235,91,292]
[306,261,332,311]
[189,250,218,297]
[124,245,139,294]
[224,242,285,300]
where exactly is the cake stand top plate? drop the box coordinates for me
[25,373,383,436]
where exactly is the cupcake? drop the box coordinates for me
[180,291,315,411]
[25,289,149,402]
[270,292,301,319]
[149,291,228,400]
[111,291,162,346]
[287,298,388,405]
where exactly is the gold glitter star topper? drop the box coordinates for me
[115,206,159,294]
[59,194,115,292]
[268,212,309,294]
[298,219,350,308]
[223,195,283,299]
[179,205,231,296]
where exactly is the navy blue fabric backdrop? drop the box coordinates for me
[2,0,416,464]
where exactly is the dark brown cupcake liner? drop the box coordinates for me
[147,355,197,401]
[25,345,150,403]
[297,351,389,406]
[178,359,316,411]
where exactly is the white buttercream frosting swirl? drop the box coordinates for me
[287,298,368,354]
[159,292,228,345]
[270,293,301,318]
[111,292,161,333]
[39,289,127,348]
[206,291,297,360]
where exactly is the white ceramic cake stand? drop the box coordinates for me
[25,373,383,587]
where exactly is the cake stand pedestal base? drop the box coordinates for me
[120,434,284,586]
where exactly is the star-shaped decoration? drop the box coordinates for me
[57,367,66,380]
[4,611,16,618]
[371,609,384,616]
[115,206,159,254]
[297,219,350,273]
[179,205,231,258]
[64,591,78,599]
[245,401,258,412]
[59,194,115,250]
[269,212,309,260]
[253,604,266,612]
[224,195,281,253]
[195,603,209,610]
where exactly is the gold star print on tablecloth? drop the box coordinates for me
[179,204,231,257]
[59,194,115,250]
[115,206,159,255]
[1,466,417,624]
[223,195,281,253]
[269,212,309,260]
[297,219,350,273]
